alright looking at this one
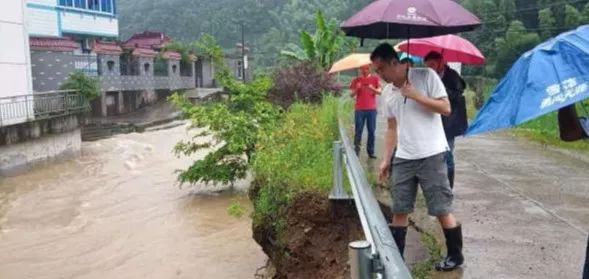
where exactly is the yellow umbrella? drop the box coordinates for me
[328,53,371,74]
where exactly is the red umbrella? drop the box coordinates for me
[396,35,485,65]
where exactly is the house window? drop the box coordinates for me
[144,63,151,73]
[172,65,177,74]
[74,0,86,8]
[101,0,112,13]
[107,61,115,72]
[60,0,115,14]
[59,0,74,7]
[87,0,100,11]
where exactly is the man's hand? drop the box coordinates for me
[368,85,381,95]
[400,81,420,100]
[378,159,390,184]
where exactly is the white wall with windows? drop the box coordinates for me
[26,0,118,38]
[0,0,33,125]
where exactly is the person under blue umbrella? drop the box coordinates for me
[557,104,589,279]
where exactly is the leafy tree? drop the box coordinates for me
[161,40,193,62]
[60,71,100,100]
[538,8,557,40]
[170,36,280,185]
[564,4,583,31]
[584,3,589,24]
[494,21,541,78]
[498,0,517,21]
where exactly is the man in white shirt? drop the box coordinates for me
[371,43,464,271]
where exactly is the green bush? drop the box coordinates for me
[170,76,281,185]
[251,96,339,231]
[60,71,100,100]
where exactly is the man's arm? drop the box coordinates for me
[349,79,359,97]
[378,118,397,183]
[368,84,382,95]
[401,83,451,116]
[369,77,382,95]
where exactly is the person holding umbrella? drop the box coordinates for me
[341,0,481,271]
[424,51,468,189]
[371,43,464,271]
[349,64,381,158]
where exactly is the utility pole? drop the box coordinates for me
[241,22,246,83]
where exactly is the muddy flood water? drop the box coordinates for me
[0,122,266,279]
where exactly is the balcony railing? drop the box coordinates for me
[0,90,89,127]
[74,54,98,76]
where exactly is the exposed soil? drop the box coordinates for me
[253,191,362,279]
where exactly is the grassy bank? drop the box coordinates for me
[249,96,363,278]
[250,95,339,239]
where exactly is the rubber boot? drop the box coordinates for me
[390,225,407,259]
[435,225,464,271]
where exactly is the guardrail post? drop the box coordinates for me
[330,141,350,200]
[349,240,373,279]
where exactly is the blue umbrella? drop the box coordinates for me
[467,25,589,135]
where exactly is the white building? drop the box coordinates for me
[0,0,33,125]
[27,0,118,39]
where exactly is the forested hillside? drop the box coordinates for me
[118,0,589,75]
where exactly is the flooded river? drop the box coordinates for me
[0,122,266,279]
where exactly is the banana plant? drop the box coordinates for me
[280,10,351,70]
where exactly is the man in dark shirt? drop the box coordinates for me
[424,51,468,189]
[557,104,589,279]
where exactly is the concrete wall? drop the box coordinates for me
[0,115,82,174]
[98,54,120,76]
[30,50,76,92]
[1,0,34,126]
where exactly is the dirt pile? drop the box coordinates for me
[253,191,362,279]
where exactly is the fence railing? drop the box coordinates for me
[0,90,89,127]
[332,101,412,279]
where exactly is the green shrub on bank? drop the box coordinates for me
[251,96,339,232]
[60,71,100,100]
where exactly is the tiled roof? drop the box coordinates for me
[162,51,182,60]
[123,31,171,50]
[132,47,158,58]
[30,37,78,51]
[94,41,123,55]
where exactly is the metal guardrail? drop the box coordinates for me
[332,102,412,279]
[0,90,89,127]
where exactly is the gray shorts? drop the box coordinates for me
[390,152,453,216]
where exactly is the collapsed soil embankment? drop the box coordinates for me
[251,189,362,279]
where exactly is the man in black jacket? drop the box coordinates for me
[557,104,589,279]
[424,51,468,189]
